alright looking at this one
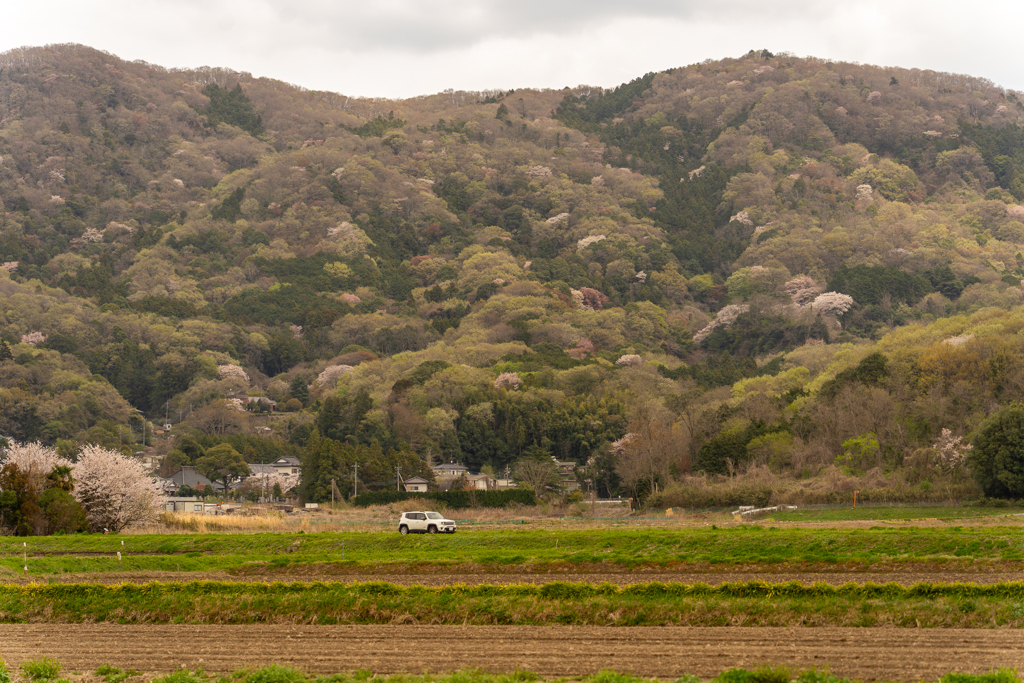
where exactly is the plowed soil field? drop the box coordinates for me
[1,624,1022,682]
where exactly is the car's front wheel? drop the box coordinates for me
[399,525,409,535]
[428,525,437,534]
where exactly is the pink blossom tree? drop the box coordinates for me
[73,445,163,532]
[493,372,523,389]
[811,292,855,317]
[5,442,71,496]
[784,276,821,306]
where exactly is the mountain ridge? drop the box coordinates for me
[2,43,1024,504]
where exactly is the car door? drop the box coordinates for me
[409,512,426,532]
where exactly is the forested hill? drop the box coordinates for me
[3,43,1024,502]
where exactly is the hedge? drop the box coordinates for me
[351,488,536,508]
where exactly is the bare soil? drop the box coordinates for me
[1,624,1022,682]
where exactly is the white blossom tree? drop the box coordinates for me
[217,364,250,383]
[694,304,749,343]
[73,445,163,532]
[933,428,972,473]
[784,276,821,306]
[5,442,71,496]
[811,292,855,317]
[493,372,523,389]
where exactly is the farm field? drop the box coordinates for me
[2,510,1024,682]
[1,624,1023,682]
[4,511,1024,580]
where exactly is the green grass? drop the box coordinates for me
[0,662,1016,683]
[767,505,1024,522]
[2,579,1024,627]
[5,525,1024,576]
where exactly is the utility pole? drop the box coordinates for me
[353,463,359,497]
[395,465,402,491]
[331,478,335,505]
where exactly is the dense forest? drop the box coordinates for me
[3,44,1024,506]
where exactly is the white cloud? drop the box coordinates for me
[1,0,1022,98]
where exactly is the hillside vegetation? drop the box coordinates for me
[3,44,1024,505]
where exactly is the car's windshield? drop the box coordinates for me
[426,512,444,519]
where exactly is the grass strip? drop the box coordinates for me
[5,526,1024,576]
[2,580,1024,627]
[2,660,1021,683]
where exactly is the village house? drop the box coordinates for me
[270,456,301,476]
[403,476,430,493]
[158,466,223,495]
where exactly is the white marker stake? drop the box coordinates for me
[117,552,122,563]
[23,541,27,576]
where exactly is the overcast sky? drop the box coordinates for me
[2,1,1022,99]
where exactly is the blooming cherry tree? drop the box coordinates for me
[811,292,855,316]
[694,304,749,343]
[5,441,72,495]
[316,364,354,388]
[784,276,821,306]
[217,364,250,383]
[73,445,163,532]
[493,372,523,389]
[933,428,972,473]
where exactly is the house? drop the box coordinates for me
[139,452,162,471]
[554,458,580,493]
[433,462,469,478]
[164,496,204,512]
[404,476,430,493]
[466,473,495,491]
[271,456,301,476]
[159,466,223,494]
[248,463,277,477]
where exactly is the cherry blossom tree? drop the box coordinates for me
[73,445,162,532]
[493,372,523,389]
[4,442,71,496]
[694,304,749,343]
[571,287,610,311]
[784,276,821,306]
[316,364,354,388]
[811,292,855,317]
[933,428,971,473]
[217,364,250,383]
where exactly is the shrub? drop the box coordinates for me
[243,665,308,683]
[20,658,62,681]
[151,669,209,683]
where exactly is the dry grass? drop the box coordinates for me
[126,500,627,535]
[648,464,984,511]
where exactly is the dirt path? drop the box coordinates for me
[1,624,1021,682]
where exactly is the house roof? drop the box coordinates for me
[433,462,468,472]
[249,464,277,476]
[405,476,430,484]
[163,466,222,491]
[272,456,301,467]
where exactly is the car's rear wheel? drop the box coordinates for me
[399,525,409,535]
[428,525,437,534]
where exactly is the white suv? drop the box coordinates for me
[398,511,457,535]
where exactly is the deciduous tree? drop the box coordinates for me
[72,445,162,532]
